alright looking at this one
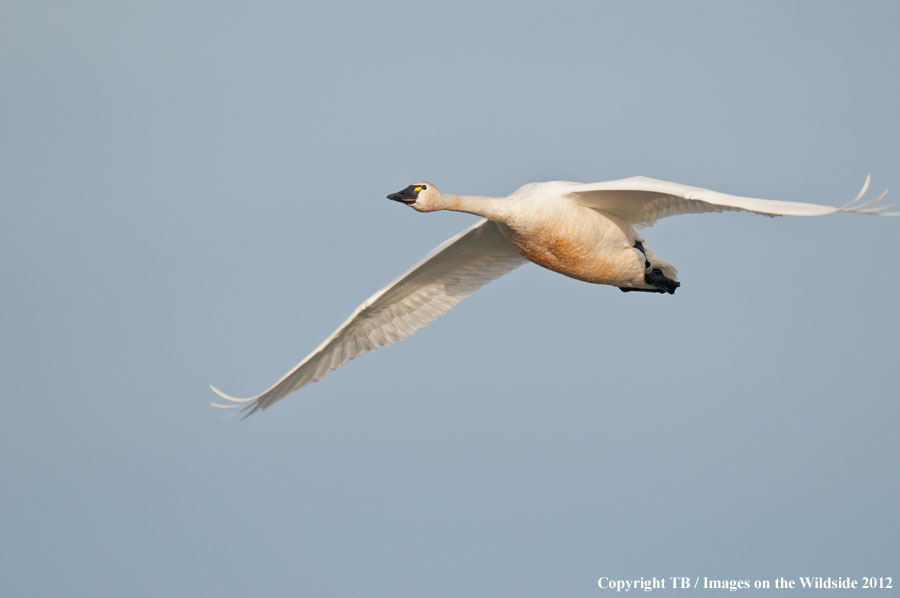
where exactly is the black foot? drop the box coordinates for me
[629,240,679,294]
[645,268,680,294]
[633,240,651,268]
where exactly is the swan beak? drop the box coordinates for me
[387,185,420,204]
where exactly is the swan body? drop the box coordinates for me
[491,183,671,288]
[212,175,893,417]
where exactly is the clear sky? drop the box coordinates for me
[2,1,898,596]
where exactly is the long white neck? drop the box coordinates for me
[440,193,510,222]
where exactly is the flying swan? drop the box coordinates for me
[211,175,893,417]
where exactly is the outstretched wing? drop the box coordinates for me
[211,219,526,417]
[566,175,893,227]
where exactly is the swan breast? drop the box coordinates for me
[499,202,643,285]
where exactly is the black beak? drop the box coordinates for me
[387,185,420,204]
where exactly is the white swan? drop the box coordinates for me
[211,175,893,417]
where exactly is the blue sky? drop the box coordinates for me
[2,1,898,596]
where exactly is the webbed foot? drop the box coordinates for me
[644,268,680,294]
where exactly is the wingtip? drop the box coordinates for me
[860,201,898,216]
[837,177,891,215]
[209,383,228,399]
[859,172,872,200]
[848,188,889,213]
[840,173,872,209]
[209,384,263,420]
[209,384,257,403]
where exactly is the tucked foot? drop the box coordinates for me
[645,268,680,294]
[633,240,651,268]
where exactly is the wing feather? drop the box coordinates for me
[210,219,525,417]
[566,175,890,227]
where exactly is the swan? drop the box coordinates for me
[211,175,893,417]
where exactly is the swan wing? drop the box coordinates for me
[565,175,893,227]
[210,219,526,417]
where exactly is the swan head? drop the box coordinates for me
[387,182,442,212]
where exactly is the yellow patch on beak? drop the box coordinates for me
[414,186,422,192]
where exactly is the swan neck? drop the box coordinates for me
[443,194,509,222]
